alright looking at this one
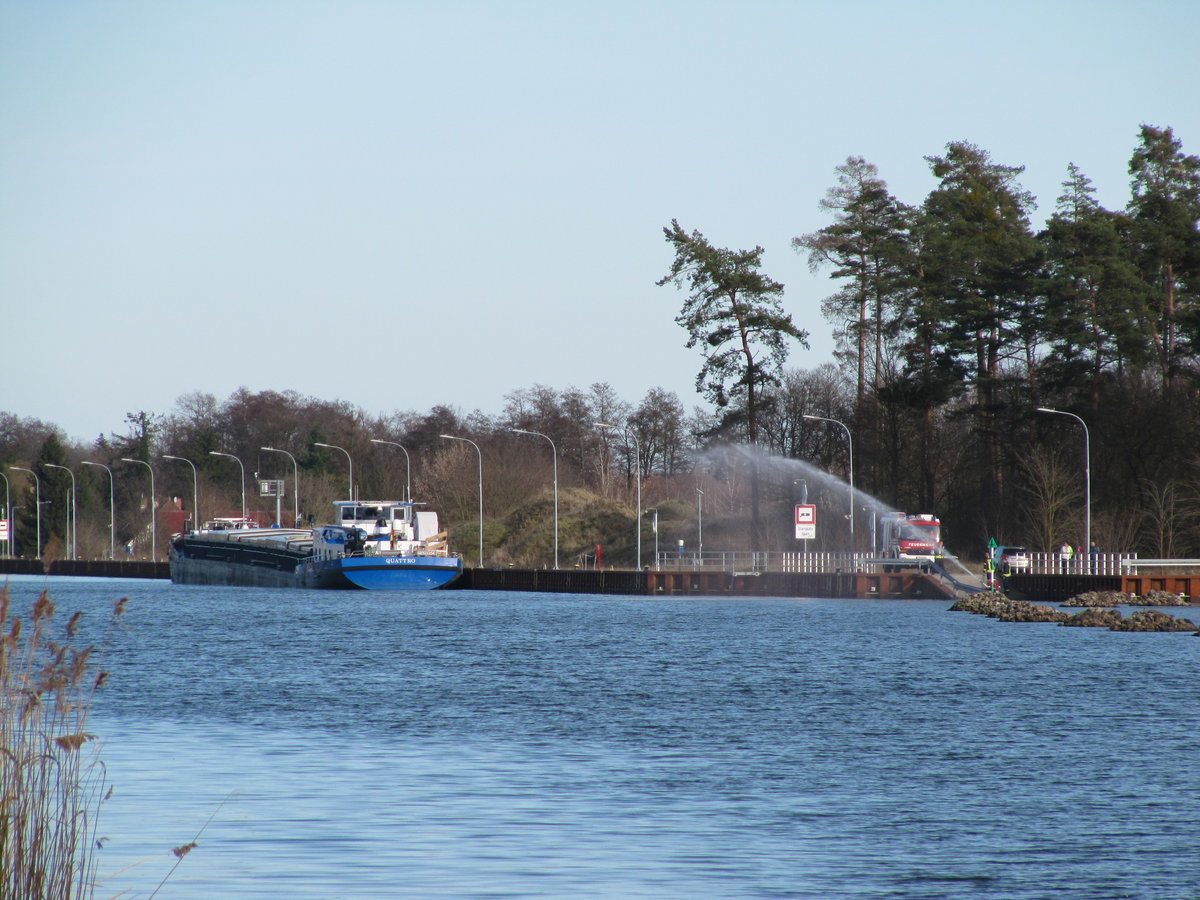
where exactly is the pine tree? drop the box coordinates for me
[1040,163,1146,405]
[916,142,1041,528]
[1127,125,1200,393]
[793,156,912,403]
[658,219,808,445]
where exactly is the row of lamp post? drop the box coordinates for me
[4,428,635,566]
[0,406,1092,567]
[326,410,1087,570]
[437,423,636,571]
[5,450,246,561]
[1,431,621,569]
[387,411,1088,571]
[5,458,138,560]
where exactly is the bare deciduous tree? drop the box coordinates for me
[1137,478,1197,557]
[1018,444,1081,551]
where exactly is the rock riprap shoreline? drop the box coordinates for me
[1061,589,1190,607]
[949,593,1199,633]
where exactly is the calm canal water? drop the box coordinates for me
[6,575,1199,899]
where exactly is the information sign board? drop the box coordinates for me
[258,479,285,497]
[794,504,816,540]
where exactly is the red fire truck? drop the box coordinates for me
[880,512,943,567]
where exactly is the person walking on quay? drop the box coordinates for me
[1089,540,1099,573]
[1059,540,1074,573]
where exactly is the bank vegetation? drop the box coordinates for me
[4,125,1200,566]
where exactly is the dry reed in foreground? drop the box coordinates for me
[0,584,125,900]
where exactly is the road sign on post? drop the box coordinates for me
[258,480,284,497]
[259,480,285,527]
[795,504,816,540]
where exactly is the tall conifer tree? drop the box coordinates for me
[916,142,1041,526]
[1127,125,1200,393]
[657,219,808,445]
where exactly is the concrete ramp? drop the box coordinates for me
[929,559,988,595]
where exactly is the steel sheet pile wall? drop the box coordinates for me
[0,559,169,579]
[459,568,647,595]
[1121,574,1200,599]
[1008,574,1122,602]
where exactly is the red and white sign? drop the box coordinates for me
[794,505,816,540]
[0,519,8,542]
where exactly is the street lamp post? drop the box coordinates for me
[162,455,200,533]
[81,461,115,558]
[794,479,808,505]
[369,439,411,503]
[120,458,157,560]
[44,464,76,559]
[803,414,855,554]
[1037,407,1091,555]
[646,507,659,570]
[439,434,483,567]
[9,467,41,559]
[9,507,21,557]
[511,428,559,569]
[0,471,8,558]
[597,422,642,569]
[261,447,300,525]
[696,488,704,562]
[208,451,246,520]
[314,442,353,500]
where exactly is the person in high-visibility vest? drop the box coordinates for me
[1059,541,1073,573]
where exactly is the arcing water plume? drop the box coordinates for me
[701,443,978,581]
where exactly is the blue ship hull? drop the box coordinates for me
[304,555,463,590]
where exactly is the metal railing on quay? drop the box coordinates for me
[652,550,1150,578]
[1027,551,1136,576]
[655,551,862,573]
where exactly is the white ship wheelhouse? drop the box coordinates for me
[333,501,416,538]
[322,500,447,557]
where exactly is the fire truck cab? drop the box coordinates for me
[880,512,943,569]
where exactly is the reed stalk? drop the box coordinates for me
[0,585,124,900]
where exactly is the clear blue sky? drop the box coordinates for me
[3,0,1197,443]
